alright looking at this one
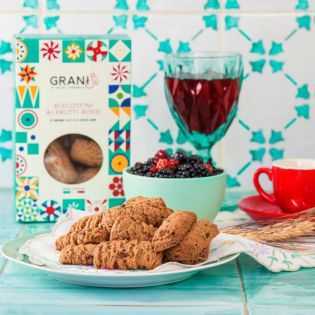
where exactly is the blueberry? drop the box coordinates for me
[189,171,198,177]
[143,164,151,171]
[128,167,136,174]
[181,164,191,171]
[177,165,184,171]
[164,169,175,177]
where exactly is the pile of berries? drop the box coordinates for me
[127,150,222,178]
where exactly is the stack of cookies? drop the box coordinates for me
[55,196,219,270]
[44,134,103,184]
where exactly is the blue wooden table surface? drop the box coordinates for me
[1,188,315,315]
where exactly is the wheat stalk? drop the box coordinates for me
[222,208,315,244]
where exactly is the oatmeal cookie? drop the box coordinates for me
[152,211,197,252]
[59,244,96,265]
[125,196,166,209]
[93,240,162,270]
[55,226,109,250]
[78,167,99,183]
[165,219,219,264]
[103,201,172,231]
[110,215,156,241]
[69,212,105,233]
[70,137,103,167]
[44,140,78,184]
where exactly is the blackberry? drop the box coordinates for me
[189,155,203,165]
[166,169,175,175]
[134,162,143,169]
[196,164,206,173]
[207,158,214,165]
[156,168,172,178]
[174,169,182,177]
[135,170,145,176]
[158,169,168,175]
[213,168,223,175]
[142,164,151,172]
[189,169,199,177]
[201,169,209,176]
[146,158,155,166]
[174,151,187,163]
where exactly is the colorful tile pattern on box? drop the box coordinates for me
[62,39,85,63]
[14,35,132,222]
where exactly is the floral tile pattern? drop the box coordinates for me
[0,0,314,189]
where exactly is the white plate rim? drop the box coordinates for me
[1,234,240,278]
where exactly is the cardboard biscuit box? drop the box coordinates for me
[14,34,132,222]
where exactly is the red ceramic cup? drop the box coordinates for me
[253,159,315,213]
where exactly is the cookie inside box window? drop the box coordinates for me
[44,134,103,184]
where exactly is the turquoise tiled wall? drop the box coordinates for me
[1,0,315,189]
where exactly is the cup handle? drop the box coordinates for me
[253,167,277,204]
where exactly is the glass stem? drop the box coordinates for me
[199,146,213,163]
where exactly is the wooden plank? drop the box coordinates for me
[0,305,243,315]
[245,304,315,315]
[0,261,243,309]
[239,255,315,313]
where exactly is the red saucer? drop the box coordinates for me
[239,195,307,221]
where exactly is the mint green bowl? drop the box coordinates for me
[123,170,227,220]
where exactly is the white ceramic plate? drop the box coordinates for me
[2,235,239,288]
